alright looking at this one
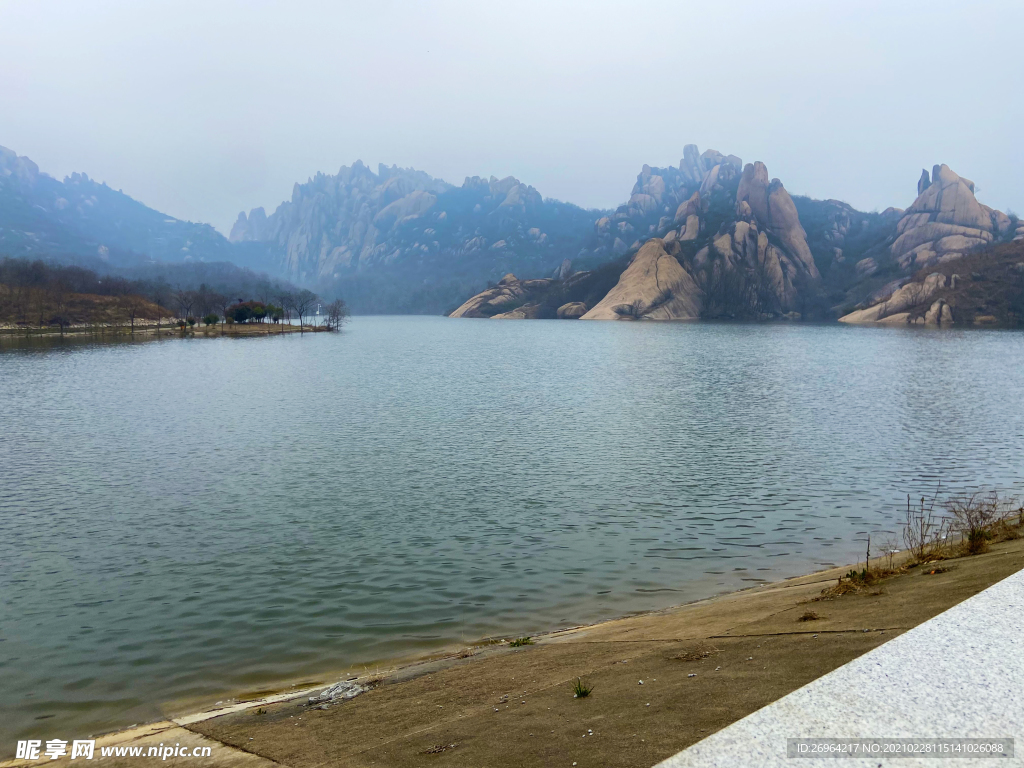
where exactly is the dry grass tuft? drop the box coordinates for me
[671,642,721,662]
[797,610,822,622]
[813,579,863,602]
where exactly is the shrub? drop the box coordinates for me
[225,300,269,324]
[203,313,219,326]
[945,492,1014,555]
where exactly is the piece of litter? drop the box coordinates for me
[715,666,721,671]
[638,680,643,685]
[688,673,696,678]
[309,680,365,706]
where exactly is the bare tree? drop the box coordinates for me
[325,298,349,330]
[255,279,273,305]
[275,290,293,331]
[31,286,49,329]
[47,274,72,336]
[106,277,132,329]
[174,287,195,321]
[120,295,146,333]
[289,289,318,332]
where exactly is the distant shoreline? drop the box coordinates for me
[0,322,334,338]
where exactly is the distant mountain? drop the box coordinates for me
[0,145,258,270]
[5,142,1018,321]
[230,161,606,313]
[450,149,1020,324]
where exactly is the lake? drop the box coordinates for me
[2,316,1023,742]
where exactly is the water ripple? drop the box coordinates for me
[1,318,1023,741]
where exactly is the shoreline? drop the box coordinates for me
[140,546,878,731]
[8,533,1024,766]
[0,322,334,339]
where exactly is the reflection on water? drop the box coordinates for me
[2,317,1022,740]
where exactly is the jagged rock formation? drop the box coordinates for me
[452,151,836,322]
[602,158,822,319]
[231,162,600,313]
[892,164,1011,271]
[581,239,702,320]
[837,165,1017,323]
[588,145,743,261]
[691,161,820,312]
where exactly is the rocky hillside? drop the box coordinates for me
[838,165,1020,325]
[450,156,1020,325]
[839,240,1024,327]
[230,162,603,313]
[0,145,262,270]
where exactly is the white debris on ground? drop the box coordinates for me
[308,680,366,708]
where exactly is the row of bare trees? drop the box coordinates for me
[0,257,349,334]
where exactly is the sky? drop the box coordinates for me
[2,0,1022,234]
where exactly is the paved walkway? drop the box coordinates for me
[655,569,1024,767]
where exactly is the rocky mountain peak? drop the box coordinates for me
[0,145,41,186]
[891,163,1009,271]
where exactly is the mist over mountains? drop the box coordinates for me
[2,143,1019,318]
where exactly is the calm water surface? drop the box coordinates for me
[2,317,1023,741]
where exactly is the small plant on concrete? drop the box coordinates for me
[902,486,948,562]
[877,536,901,570]
[572,677,593,698]
[509,637,533,647]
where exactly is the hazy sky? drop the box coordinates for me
[3,0,1021,233]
